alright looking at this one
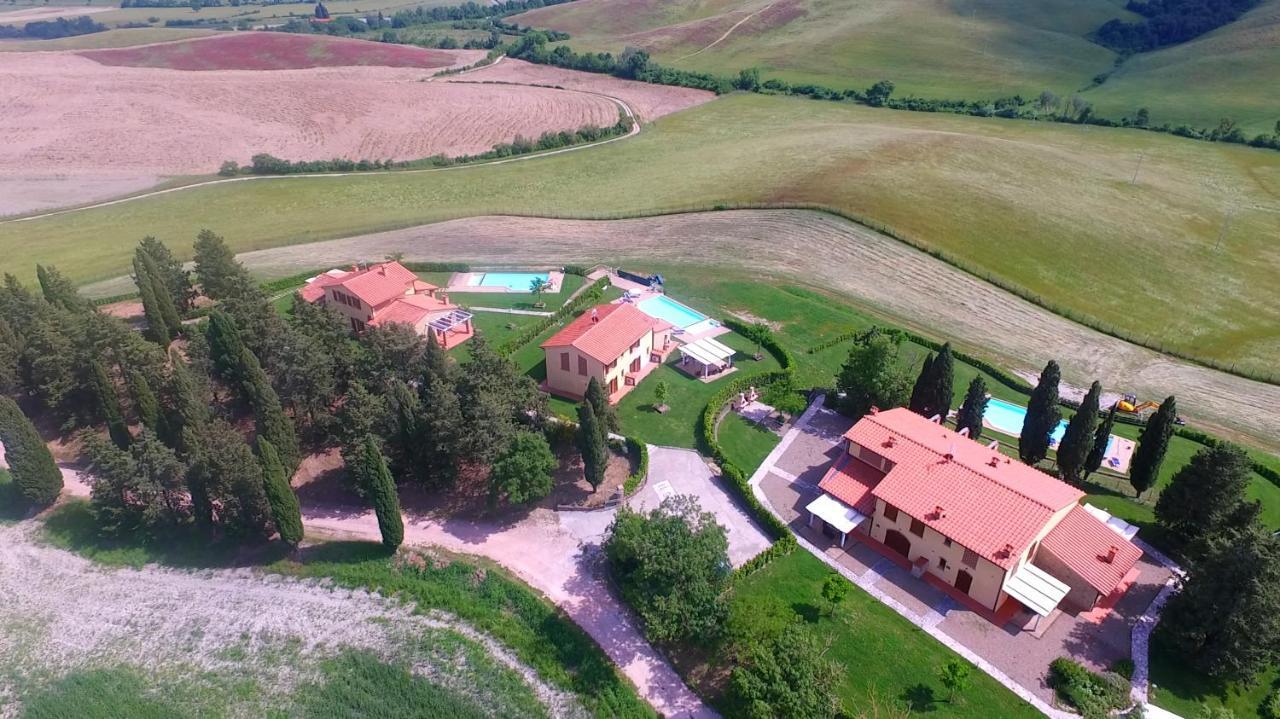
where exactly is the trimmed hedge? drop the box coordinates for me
[623,436,648,496]
[90,291,142,307]
[721,317,795,371]
[1047,657,1129,719]
[497,276,609,356]
[402,261,472,273]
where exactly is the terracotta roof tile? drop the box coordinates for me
[301,268,353,303]
[1040,505,1143,595]
[850,408,1083,569]
[541,303,660,364]
[367,293,455,328]
[817,455,883,516]
[339,261,419,308]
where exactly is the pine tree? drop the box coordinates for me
[1155,442,1254,552]
[91,360,131,450]
[193,229,251,301]
[239,346,300,474]
[1019,360,1061,465]
[929,343,954,419]
[35,264,86,312]
[954,376,988,440]
[355,435,403,549]
[908,353,934,416]
[136,247,183,337]
[0,396,63,506]
[257,437,304,547]
[184,419,272,536]
[1130,397,1177,497]
[1057,381,1101,484]
[577,401,609,490]
[835,329,913,419]
[133,252,172,346]
[585,376,619,434]
[127,367,161,432]
[1083,404,1117,480]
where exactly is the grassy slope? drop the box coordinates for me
[6,94,1278,372]
[1084,0,1280,134]
[0,0,463,30]
[518,0,1129,100]
[0,27,218,51]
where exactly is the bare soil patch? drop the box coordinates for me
[0,52,620,215]
[547,448,633,509]
[449,58,715,122]
[79,33,464,71]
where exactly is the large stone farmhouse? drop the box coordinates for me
[809,407,1143,621]
[300,261,474,348]
[540,303,675,403]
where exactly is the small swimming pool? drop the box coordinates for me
[635,294,708,329]
[984,398,1116,453]
[469,272,550,292]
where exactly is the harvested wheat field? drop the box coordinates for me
[79,32,466,71]
[0,50,627,216]
[452,58,715,122]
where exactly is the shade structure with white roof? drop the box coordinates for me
[1082,503,1141,541]
[805,493,867,547]
[1002,562,1071,618]
[677,336,735,377]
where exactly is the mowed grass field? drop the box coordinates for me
[514,0,1280,134]
[0,0,461,31]
[5,93,1277,374]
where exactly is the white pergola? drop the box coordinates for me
[427,309,473,334]
[805,493,867,547]
[678,337,735,377]
[1002,562,1070,621]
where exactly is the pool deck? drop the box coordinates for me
[982,398,1135,475]
[446,270,564,294]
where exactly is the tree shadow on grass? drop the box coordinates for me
[790,601,821,624]
[900,683,939,712]
[295,540,395,566]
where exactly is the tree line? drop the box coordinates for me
[1095,0,1262,52]
[0,16,106,40]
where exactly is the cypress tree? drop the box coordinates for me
[1057,381,1102,484]
[577,400,608,490]
[138,236,194,312]
[133,253,171,346]
[184,419,272,536]
[585,376,619,434]
[929,343,954,419]
[1130,396,1177,497]
[257,437,304,547]
[206,310,247,385]
[137,248,183,338]
[1083,404,1117,480]
[356,435,403,549]
[35,264,86,312]
[954,376,988,441]
[1019,360,1061,466]
[193,229,250,301]
[91,360,131,450]
[0,317,20,396]
[0,396,63,506]
[239,346,300,474]
[127,368,161,432]
[908,353,934,416]
[164,352,209,454]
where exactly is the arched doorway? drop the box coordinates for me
[955,570,974,596]
[884,529,911,559]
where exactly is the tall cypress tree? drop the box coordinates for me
[1083,404,1117,480]
[206,310,247,385]
[91,360,131,450]
[258,437,304,548]
[133,253,172,346]
[127,367,161,432]
[584,376,619,434]
[0,396,63,506]
[908,353,934,415]
[954,376,988,441]
[1057,381,1102,484]
[929,343,954,419]
[36,264,86,312]
[239,346,300,474]
[355,435,403,549]
[164,352,209,454]
[1019,360,1061,466]
[577,400,608,490]
[1130,396,1177,497]
[137,248,183,338]
[139,236,194,313]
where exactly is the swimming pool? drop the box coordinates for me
[635,294,708,329]
[984,398,1116,452]
[468,272,550,292]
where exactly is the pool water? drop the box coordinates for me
[635,294,708,328]
[984,398,1117,453]
[469,272,550,292]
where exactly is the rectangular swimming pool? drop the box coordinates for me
[984,398,1116,453]
[635,294,708,329]
[468,272,550,292]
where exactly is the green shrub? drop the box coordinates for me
[1048,657,1129,719]
[623,437,648,495]
[1110,658,1135,680]
[1263,688,1280,719]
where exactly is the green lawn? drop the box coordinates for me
[722,550,1042,718]
[716,413,781,475]
[19,93,1280,375]
[1148,635,1280,719]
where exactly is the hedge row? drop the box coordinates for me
[719,317,795,371]
[402,261,472,273]
[622,436,648,496]
[496,276,609,356]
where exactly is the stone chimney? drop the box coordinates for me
[591,308,599,323]
[1104,546,1118,563]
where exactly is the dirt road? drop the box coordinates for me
[81,209,1277,452]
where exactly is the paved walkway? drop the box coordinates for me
[468,306,554,316]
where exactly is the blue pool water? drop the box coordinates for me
[984,398,1117,452]
[635,294,708,328]
[471,272,550,292]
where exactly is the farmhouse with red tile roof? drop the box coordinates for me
[301,262,473,349]
[809,408,1141,619]
[540,303,674,403]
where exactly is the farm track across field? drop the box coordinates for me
[84,209,1278,453]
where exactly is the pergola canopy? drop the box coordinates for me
[806,493,867,535]
[679,337,735,366]
[428,309,473,332]
[1002,562,1070,617]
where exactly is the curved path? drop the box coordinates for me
[81,209,1277,451]
[677,1,780,60]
